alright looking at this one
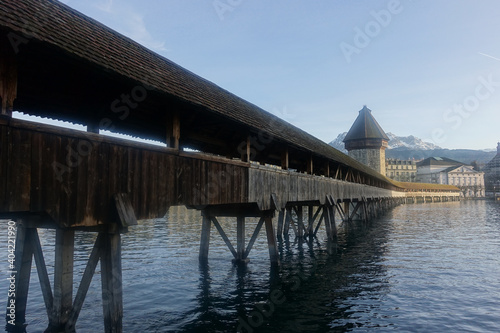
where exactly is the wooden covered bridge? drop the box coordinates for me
[0,0,459,332]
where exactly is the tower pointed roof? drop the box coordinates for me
[343,106,389,142]
[484,142,500,171]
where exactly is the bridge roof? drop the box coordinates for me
[1,0,400,187]
[392,181,460,192]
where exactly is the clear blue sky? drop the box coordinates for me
[58,0,500,150]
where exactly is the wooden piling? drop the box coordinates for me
[199,214,211,262]
[277,210,285,238]
[296,206,304,239]
[100,231,123,333]
[264,217,279,267]
[234,216,248,264]
[66,233,103,331]
[52,229,75,329]
[343,201,350,222]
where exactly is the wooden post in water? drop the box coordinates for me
[296,206,304,239]
[323,205,332,239]
[234,216,249,264]
[329,205,337,239]
[264,217,279,267]
[100,230,123,333]
[283,207,291,237]
[199,214,211,262]
[307,206,314,239]
[51,229,75,330]
[276,209,285,238]
[343,201,350,222]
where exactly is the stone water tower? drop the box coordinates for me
[343,106,389,174]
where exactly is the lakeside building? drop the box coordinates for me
[416,157,485,197]
[386,159,417,182]
[343,106,389,175]
[483,142,500,194]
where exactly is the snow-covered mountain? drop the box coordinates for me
[328,132,441,153]
[328,132,349,153]
[385,132,441,150]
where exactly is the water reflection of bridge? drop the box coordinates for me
[0,1,459,332]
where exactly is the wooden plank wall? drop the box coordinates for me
[3,120,444,229]
[0,121,248,227]
[248,165,406,210]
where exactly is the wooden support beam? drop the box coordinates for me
[323,205,332,240]
[335,204,345,222]
[288,213,298,237]
[283,208,292,237]
[306,155,313,175]
[329,205,337,239]
[276,210,285,238]
[307,206,314,238]
[350,201,363,221]
[281,148,289,170]
[335,165,341,180]
[313,212,324,237]
[296,206,304,239]
[211,217,237,258]
[0,43,17,117]
[114,193,138,228]
[323,205,337,240]
[264,217,280,267]
[87,121,100,134]
[324,161,330,177]
[52,229,75,330]
[32,229,54,322]
[166,111,180,149]
[343,201,350,222]
[235,216,246,263]
[362,200,368,223]
[199,215,211,262]
[100,231,123,333]
[307,206,322,239]
[242,136,252,162]
[66,233,103,331]
[244,217,265,259]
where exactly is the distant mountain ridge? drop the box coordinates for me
[385,132,440,150]
[329,133,495,165]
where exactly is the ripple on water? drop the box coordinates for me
[0,201,499,332]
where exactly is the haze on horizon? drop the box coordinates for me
[57,0,500,150]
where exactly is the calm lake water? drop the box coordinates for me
[1,200,499,332]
